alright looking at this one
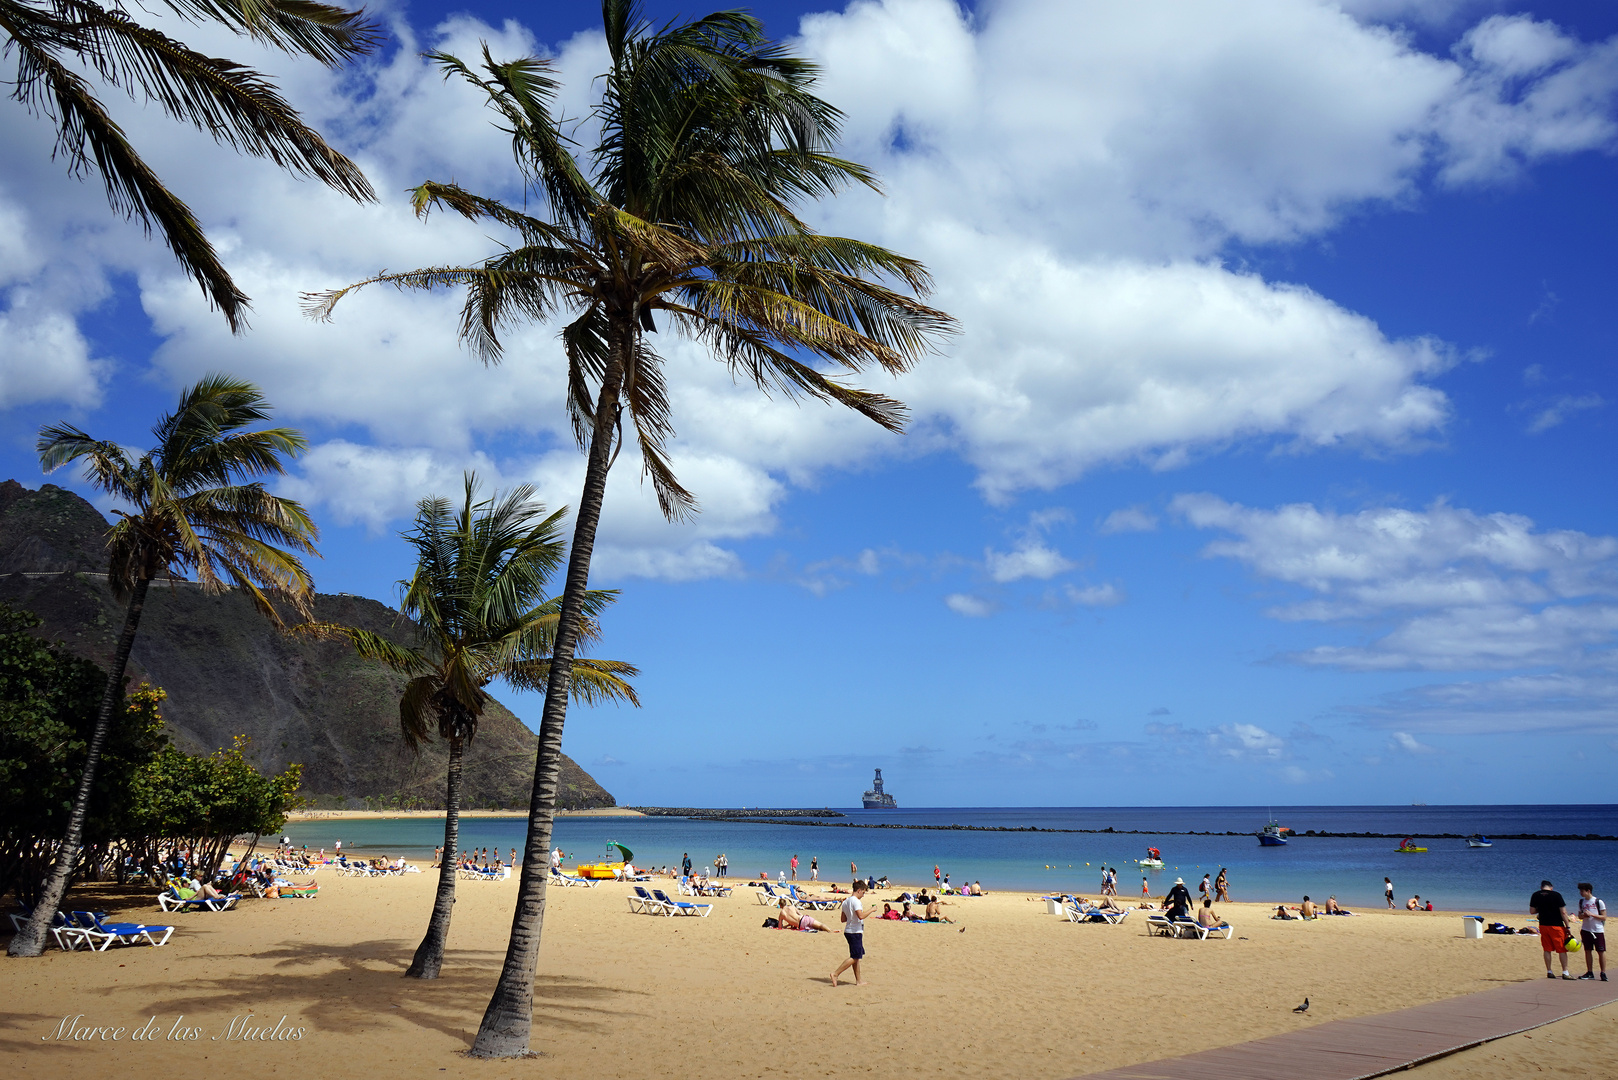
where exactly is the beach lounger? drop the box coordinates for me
[632,887,673,915]
[653,889,712,917]
[786,885,838,910]
[758,883,783,906]
[9,908,87,950]
[68,911,174,950]
[158,886,240,912]
[1146,913,1179,937]
[1068,904,1129,924]
[1174,917,1232,940]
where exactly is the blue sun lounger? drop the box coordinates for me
[653,889,712,917]
[9,907,88,950]
[68,910,174,949]
[630,886,671,915]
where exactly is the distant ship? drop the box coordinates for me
[862,768,897,809]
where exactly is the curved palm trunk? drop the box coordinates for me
[471,325,629,1057]
[8,576,151,957]
[407,734,463,979]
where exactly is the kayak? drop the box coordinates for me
[1395,846,1427,853]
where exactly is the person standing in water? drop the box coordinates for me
[810,856,818,881]
[1215,868,1230,901]
[1385,877,1395,909]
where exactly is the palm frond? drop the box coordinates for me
[8,26,250,328]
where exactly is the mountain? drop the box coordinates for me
[0,481,616,810]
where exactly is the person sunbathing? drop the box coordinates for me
[1196,899,1223,928]
[777,899,835,933]
[1300,896,1318,919]
[1273,904,1297,920]
[1325,896,1355,915]
[923,899,956,923]
[1093,896,1128,913]
[171,878,225,902]
[879,902,904,921]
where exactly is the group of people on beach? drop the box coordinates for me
[1531,880,1607,982]
[432,846,515,872]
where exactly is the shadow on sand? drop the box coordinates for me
[63,936,649,1046]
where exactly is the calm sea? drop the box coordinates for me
[281,805,1618,914]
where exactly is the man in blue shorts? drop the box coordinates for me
[831,880,874,987]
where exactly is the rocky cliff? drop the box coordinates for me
[0,481,615,810]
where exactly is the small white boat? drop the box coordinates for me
[1466,834,1492,848]
[1137,858,1165,869]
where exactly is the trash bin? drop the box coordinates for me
[1464,916,1484,939]
[1046,897,1062,916]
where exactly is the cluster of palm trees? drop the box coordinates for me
[6,0,956,1058]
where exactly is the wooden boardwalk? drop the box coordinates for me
[1073,978,1618,1080]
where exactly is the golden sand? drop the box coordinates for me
[3,862,1611,1079]
[283,807,645,822]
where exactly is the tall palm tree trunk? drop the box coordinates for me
[407,734,464,979]
[8,575,151,957]
[471,325,630,1058]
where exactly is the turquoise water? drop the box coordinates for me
[281,805,1618,913]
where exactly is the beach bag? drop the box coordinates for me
[762,918,779,928]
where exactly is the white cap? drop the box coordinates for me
[1175,877,1184,884]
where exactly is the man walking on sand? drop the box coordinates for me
[1385,877,1394,909]
[810,856,818,881]
[1576,882,1607,982]
[832,880,875,987]
[1531,879,1576,980]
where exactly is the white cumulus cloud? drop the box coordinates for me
[4,1,1618,578]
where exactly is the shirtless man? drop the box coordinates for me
[1300,895,1318,918]
[777,898,835,933]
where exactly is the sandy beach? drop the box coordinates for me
[4,855,1612,1079]
[283,807,645,821]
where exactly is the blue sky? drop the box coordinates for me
[3,0,1617,805]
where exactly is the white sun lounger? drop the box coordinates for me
[1174,917,1232,939]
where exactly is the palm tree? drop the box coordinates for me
[9,374,319,957]
[317,474,638,979]
[303,1,956,1053]
[3,0,379,330]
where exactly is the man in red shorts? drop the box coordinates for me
[1530,879,1575,980]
